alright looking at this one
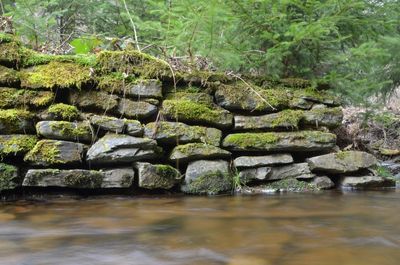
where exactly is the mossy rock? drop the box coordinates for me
[169,143,231,163]
[182,160,233,195]
[162,99,233,129]
[23,169,104,189]
[118,98,158,120]
[96,50,170,79]
[47,103,80,121]
[234,109,304,131]
[89,115,126,133]
[0,33,17,44]
[302,107,343,128]
[215,83,289,113]
[292,88,340,106]
[0,109,35,134]
[279,78,311,88]
[269,163,315,180]
[20,61,91,90]
[144,121,222,146]
[36,121,93,143]
[135,162,182,190]
[259,178,319,193]
[24,139,85,166]
[177,70,233,85]
[222,131,337,152]
[0,65,19,86]
[69,90,119,113]
[102,168,135,188]
[165,91,214,106]
[0,134,37,157]
[0,87,54,109]
[0,163,19,192]
[0,42,20,67]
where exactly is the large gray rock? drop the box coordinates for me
[234,110,304,131]
[70,90,119,112]
[24,140,85,166]
[269,163,315,180]
[311,176,335,190]
[86,134,160,164]
[23,169,104,189]
[234,154,293,169]
[36,121,93,143]
[307,151,378,174]
[118,99,158,120]
[90,115,125,133]
[169,143,231,163]
[135,162,182,190]
[239,167,271,184]
[0,163,19,192]
[144,121,222,146]
[340,176,395,189]
[182,160,232,195]
[101,168,135,188]
[302,107,343,128]
[125,120,143,136]
[223,131,336,152]
[126,79,162,99]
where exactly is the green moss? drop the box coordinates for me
[163,99,223,123]
[223,133,279,149]
[0,88,54,109]
[262,178,318,192]
[271,109,304,129]
[64,171,103,188]
[24,140,63,165]
[0,109,33,133]
[374,165,394,179]
[0,163,19,192]
[0,33,16,44]
[96,50,170,78]
[280,78,311,88]
[0,65,19,85]
[0,135,37,157]
[48,121,90,138]
[20,61,91,90]
[165,91,213,106]
[48,103,79,121]
[184,171,233,195]
[20,48,96,67]
[154,164,181,180]
[293,87,338,104]
[0,42,20,65]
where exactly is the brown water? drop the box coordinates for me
[1,191,400,265]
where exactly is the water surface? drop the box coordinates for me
[1,191,400,265]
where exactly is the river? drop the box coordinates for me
[0,190,399,265]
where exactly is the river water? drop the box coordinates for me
[0,190,400,265]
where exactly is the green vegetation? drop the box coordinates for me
[0,135,38,157]
[64,171,103,188]
[20,48,97,67]
[0,163,19,192]
[24,140,63,165]
[0,65,19,85]
[0,88,54,109]
[374,166,395,180]
[48,121,91,139]
[183,171,233,195]
[48,103,79,121]
[0,109,33,133]
[154,164,181,181]
[271,110,304,129]
[223,133,279,149]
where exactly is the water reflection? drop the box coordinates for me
[0,191,400,265]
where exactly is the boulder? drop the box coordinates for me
[0,109,35,134]
[311,176,335,190]
[269,163,315,180]
[182,160,232,195]
[70,90,119,112]
[340,176,395,189]
[0,135,38,157]
[125,119,143,136]
[135,162,182,189]
[90,115,125,133]
[0,65,19,86]
[36,121,93,143]
[215,84,289,113]
[101,168,135,188]
[307,151,378,174]
[302,107,343,128]
[125,79,162,99]
[24,140,85,166]
[162,99,233,129]
[222,131,336,152]
[234,110,304,131]
[118,98,158,120]
[239,167,271,184]
[169,143,231,163]
[234,154,293,169]
[144,121,222,146]
[0,87,54,109]
[23,169,104,189]
[0,163,19,192]
[86,134,160,164]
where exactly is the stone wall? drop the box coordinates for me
[0,33,395,196]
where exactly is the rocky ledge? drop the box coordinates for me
[0,34,396,198]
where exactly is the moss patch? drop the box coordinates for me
[64,171,103,188]
[279,78,311,88]
[20,48,96,67]
[20,61,91,90]
[24,140,63,165]
[48,121,91,138]
[154,164,181,181]
[48,103,79,121]
[0,88,54,109]
[0,135,37,157]
[0,65,19,85]
[223,133,279,149]
[183,171,233,195]
[0,33,16,44]
[0,42,20,66]
[293,87,339,105]
[271,109,304,129]
[0,163,19,192]
[0,109,33,133]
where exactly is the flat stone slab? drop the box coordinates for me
[269,163,315,180]
[87,134,160,164]
[234,110,303,131]
[24,140,85,166]
[101,168,135,188]
[311,176,335,190]
[125,79,163,99]
[169,143,231,163]
[234,154,293,168]
[118,99,158,120]
[223,131,336,152]
[23,169,104,189]
[70,90,119,112]
[90,115,126,133]
[239,178,319,194]
[144,121,222,146]
[302,107,343,128]
[36,121,93,143]
[239,167,271,184]
[307,151,378,174]
[135,162,182,190]
[182,160,232,195]
[340,176,395,189]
